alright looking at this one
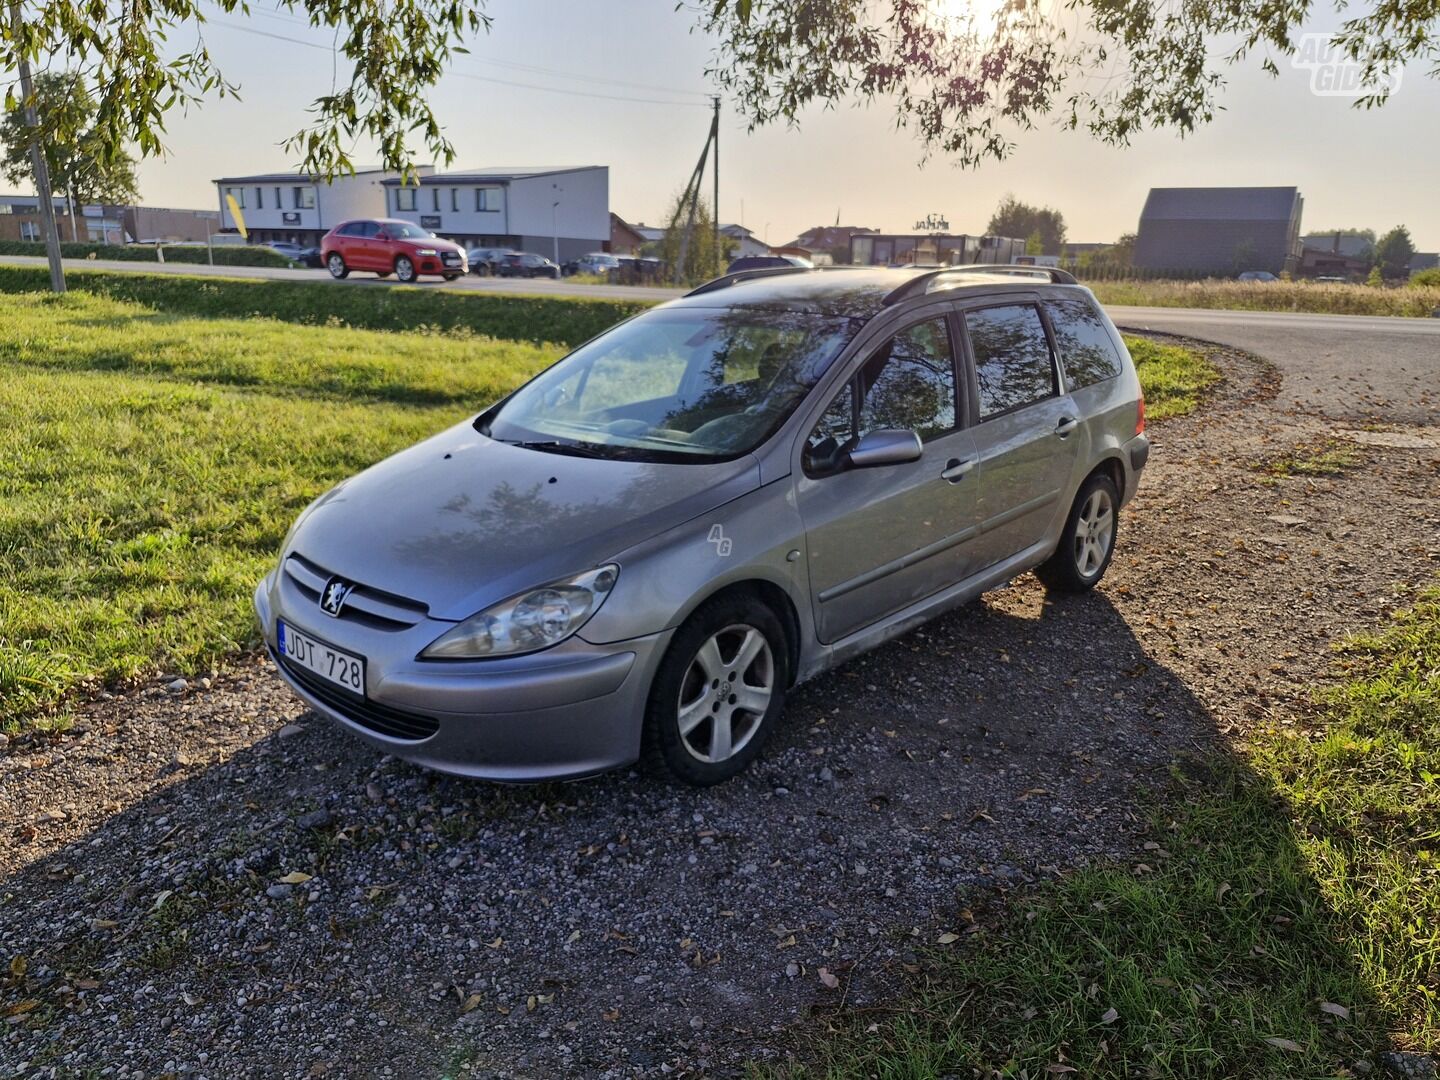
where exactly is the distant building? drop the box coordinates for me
[1409,252,1439,277]
[849,232,1026,266]
[771,244,830,266]
[381,166,608,262]
[783,225,878,263]
[609,213,648,256]
[1298,232,1373,280]
[719,223,771,258]
[1133,186,1304,276]
[631,222,666,245]
[0,194,216,244]
[213,166,425,246]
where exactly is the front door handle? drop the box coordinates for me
[941,457,976,482]
[1054,416,1079,437]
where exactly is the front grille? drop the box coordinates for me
[442,252,461,264]
[274,648,440,742]
[283,553,427,630]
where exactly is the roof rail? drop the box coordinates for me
[882,263,1078,306]
[682,264,867,298]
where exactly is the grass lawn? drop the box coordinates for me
[0,290,1214,731]
[1090,277,1440,318]
[762,590,1439,1077]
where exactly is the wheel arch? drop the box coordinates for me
[677,578,803,689]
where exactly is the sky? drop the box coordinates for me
[120,0,1439,248]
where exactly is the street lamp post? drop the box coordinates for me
[551,183,562,266]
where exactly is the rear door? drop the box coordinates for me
[796,313,981,643]
[959,299,1081,569]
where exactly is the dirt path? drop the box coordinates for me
[3,339,1438,1079]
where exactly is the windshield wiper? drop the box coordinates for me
[498,439,616,459]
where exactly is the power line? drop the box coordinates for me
[204,14,713,107]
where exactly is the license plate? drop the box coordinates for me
[277,620,366,696]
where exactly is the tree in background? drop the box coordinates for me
[988,196,1066,255]
[1373,226,1416,280]
[1081,234,1137,273]
[660,193,730,286]
[698,1,1432,168]
[0,72,140,239]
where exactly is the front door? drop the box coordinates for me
[960,300,1081,569]
[796,314,981,643]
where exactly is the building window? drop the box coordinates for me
[293,187,316,210]
[476,187,498,212]
[395,187,417,212]
[450,188,459,212]
[225,186,245,209]
[431,187,440,212]
[274,186,282,209]
[255,187,264,209]
[20,221,39,241]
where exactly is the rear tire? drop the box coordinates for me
[1035,473,1119,593]
[443,273,461,282]
[326,253,348,279]
[395,256,416,284]
[642,594,788,786]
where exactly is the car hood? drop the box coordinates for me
[286,419,761,621]
[398,237,465,255]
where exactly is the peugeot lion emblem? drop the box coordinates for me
[320,578,353,617]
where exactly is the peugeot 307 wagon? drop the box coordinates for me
[255,264,1150,785]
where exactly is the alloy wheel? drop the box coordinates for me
[676,624,774,764]
[396,256,415,283]
[1073,488,1114,578]
[327,254,345,277]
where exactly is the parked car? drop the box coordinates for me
[497,252,561,279]
[294,246,323,269]
[726,254,813,274]
[466,247,515,276]
[265,241,307,263]
[1237,270,1278,282]
[322,219,468,283]
[256,265,1148,786]
[568,252,622,277]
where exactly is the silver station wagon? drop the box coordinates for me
[255,265,1150,785]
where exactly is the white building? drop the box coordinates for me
[212,166,432,246]
[720,223,773,258]
[379,166,609,262]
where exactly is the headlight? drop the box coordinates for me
[421,565,618,659]
[416,248,438,256]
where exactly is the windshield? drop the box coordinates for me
[388,223,430,239]
[479,308,857,462]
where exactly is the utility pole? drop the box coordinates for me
[711,96,720,274]
[9,0,66,292]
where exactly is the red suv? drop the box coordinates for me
[322,219,468,283]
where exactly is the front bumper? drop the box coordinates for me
[254,574,671,782]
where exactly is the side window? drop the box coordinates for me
[359,222,381,238]
[803,317,957,474]
[1045,298,1124,390]
[335,222,358,237]
[965,304,1056,419]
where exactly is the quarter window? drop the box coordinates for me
[804,316,957,473]
[1045,298,1124,390]
[965,304,1056,418]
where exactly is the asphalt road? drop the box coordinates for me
[6,253,1437,422]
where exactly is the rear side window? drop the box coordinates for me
[1046,298,1124,390]
[965,304,1056,418]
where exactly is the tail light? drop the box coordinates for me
[1135,394,1146,436]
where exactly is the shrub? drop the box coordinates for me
[0,238,294,268]
[1409,267,1440,288]
[0,265,654,347]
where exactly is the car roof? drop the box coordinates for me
[664,266,1086,320]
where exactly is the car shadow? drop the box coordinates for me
[0,584,1393,1077]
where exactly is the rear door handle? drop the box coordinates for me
[1054,416,1079,437]
[941,457,976,482]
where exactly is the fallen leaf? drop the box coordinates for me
[937,932,961,945]
[486,937,503,949]
[1099,1007,1119,1025]
[459,993,482,1014]
[1046,1067,1078,1075]
[818,968,840,990]
[602,1008,620,1022]
[152,890,173,910]
[1216,882,1231,903]
[277,872,313,885]
[8,956,25,979]
[565,930,581,944]
[1264,1037,1305,1052]
[89,919,118,931]
[1318,1002,1350,1020]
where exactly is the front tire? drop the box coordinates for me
[326,253,348,279]
[1035,473,1119,593]
[443,273,461,282]
[394,256,416,284]
[642,594,788,786]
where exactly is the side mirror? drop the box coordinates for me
[845,428,923,468]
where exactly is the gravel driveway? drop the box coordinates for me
[4,337,1438,1079]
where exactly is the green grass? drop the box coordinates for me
[1091,277,1440,318]
[761,590,1440,1077]
[1123,335,1221,420]
[0,292,1211,731]
[0,238,295,267]
[0,264,652,346]
[1257,439,1363,479]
